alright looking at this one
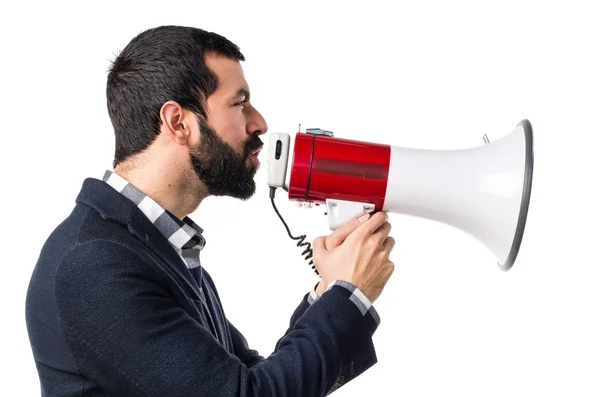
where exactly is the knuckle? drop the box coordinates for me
[387,261,395,272]
[314,252,326,267]
[312,249,322,260]
[376,248,388,261]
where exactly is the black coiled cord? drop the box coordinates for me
[270,186,320,276]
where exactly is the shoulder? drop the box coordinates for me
[55,239,154,296]
[54,205,163,294]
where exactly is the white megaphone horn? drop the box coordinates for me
[267,119,534,271]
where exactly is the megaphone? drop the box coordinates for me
[267,119,534,271]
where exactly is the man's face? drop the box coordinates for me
[189,53,268,200]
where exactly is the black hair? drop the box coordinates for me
[106,25,245,167]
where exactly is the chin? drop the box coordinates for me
[223,181,256,201]
[239,186,256,201]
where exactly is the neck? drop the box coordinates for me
[114,159,209,220]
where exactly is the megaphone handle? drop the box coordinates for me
[326,199,376,230]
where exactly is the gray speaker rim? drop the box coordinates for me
[498,119,534,272]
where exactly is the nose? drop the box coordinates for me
[246,105,268,137]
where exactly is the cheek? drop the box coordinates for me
[219,111,247,144]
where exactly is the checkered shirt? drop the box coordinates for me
[309,280,380,325]
[103,170,206,271]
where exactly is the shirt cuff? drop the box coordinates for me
[308,282,319,305]
[307,280,380,326]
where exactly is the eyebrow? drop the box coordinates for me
[233,88,250,101]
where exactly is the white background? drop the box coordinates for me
[1,0,599,395]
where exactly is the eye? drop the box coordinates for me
[235,98,248,108]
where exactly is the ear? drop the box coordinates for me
[159,100,194,146]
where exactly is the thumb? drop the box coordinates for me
[326,212,371,250]
[313,236,327,253]
[312,236,327,273]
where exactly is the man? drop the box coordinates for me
[25,25,395,396]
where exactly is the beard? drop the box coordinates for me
[189,118,263,200]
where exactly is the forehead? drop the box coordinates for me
[204,52,248,96]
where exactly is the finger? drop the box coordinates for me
[313,236,327,252]
[312,236,327,271]
[326,213,372,250]
[372,221,392,244]
[382,236,396,255]
[355,211,389,238]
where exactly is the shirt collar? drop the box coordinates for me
[102,170,206,253]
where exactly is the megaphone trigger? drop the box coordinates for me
[325,199,376,230]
